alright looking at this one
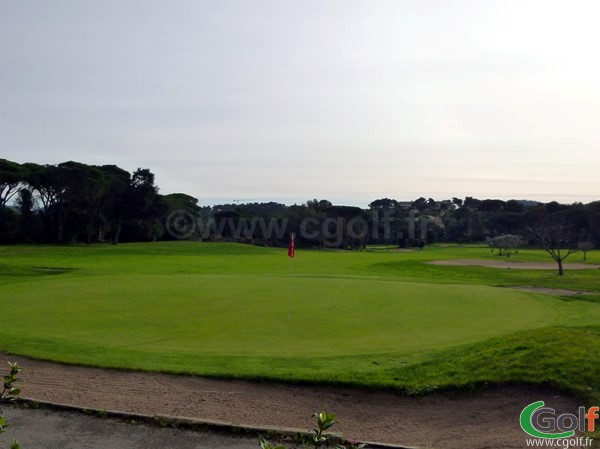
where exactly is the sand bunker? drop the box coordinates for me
[2,352,580,449]
[429,259,600,270]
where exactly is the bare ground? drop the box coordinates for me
[1,353,585,449]
[429,259,600,270]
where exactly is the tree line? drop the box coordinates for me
[1,159,599,255]
[0,159,176,244]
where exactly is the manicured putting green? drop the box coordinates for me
[3,273,559,357]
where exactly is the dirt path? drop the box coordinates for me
[1,353,583,449]
[429,259,600,270]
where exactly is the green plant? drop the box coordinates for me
[0,362,22,449]
[306,411,336,448]
[259,435,286,449]
[0,363,21,402]
[259,411,367,449]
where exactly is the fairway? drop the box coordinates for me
[2,242,600,400]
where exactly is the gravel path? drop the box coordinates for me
[0,353,583,448]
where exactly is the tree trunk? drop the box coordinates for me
[57,206,69,243]
[57,220,65,243]
[112,221,122,245]
[558,258,564,276]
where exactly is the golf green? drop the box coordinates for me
[3,242,600,400]
[2,273,560,357]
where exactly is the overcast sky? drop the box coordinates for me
[1,1,599,207]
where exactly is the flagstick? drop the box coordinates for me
[288,256,293,320]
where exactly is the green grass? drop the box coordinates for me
[1,242,600,403]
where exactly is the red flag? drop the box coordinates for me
[288,233,295,258]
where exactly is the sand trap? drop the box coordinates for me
[429,259,600,270]
[506,286,600,296]
[1,352,580,449]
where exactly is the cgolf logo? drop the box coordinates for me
[520,401,596,447]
